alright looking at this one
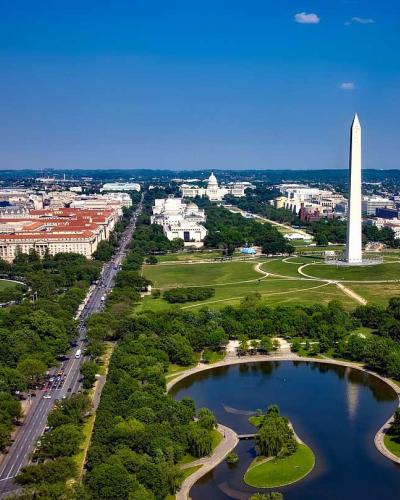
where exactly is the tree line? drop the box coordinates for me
[196,201,294,255]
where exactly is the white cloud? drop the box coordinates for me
[345,17,375,25]
[340,82,356,90]
[294,12,320,24]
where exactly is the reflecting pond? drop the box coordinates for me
[171,361,400,499]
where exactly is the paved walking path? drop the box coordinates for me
[175,424,238,500]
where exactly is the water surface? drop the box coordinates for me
[171,361,400,500]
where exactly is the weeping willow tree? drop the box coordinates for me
[255,405,297,458]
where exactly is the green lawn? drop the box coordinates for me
[244,444,315,488]
[211,429,223,450]
[181,465,202,481]
[138,277,356,312]
[157,251,222,262]
[166,353,201,378]
[261,258,320,278]
[202,349,225,364]
[0,279,20,291]
[346,283,400,307]
[302,262,400,282]
[143,260,263,288]
[384,434,400,458]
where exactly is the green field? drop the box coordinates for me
[261,258,320,278]
[156,251,222,262]
[139,256,400,312]
[138,277,354,312]
[143,261,263,288]
[346,283,400,307]
[0,279,21,291]
[384,434,400,458]
[244,443,315,488]
[302,262,400,281]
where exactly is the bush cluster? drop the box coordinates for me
[163,287,215,303]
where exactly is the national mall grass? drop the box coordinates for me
[143,260,263,288]
[140,256,400,312]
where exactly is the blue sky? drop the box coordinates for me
[0,0,399,170]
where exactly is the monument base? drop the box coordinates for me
[325,257,383,266]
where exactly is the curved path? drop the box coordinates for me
[298,262,400,284]
[176,424,239,500]
[168,352,400,499]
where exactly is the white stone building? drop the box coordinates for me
[101,182,141,192]
[180,172,249,201]
[276,184,345,214]
[369,218,400,239]
[151,197,207,247]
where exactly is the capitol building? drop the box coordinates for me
[180,172,251,201]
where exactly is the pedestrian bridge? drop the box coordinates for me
[237,433,256,440]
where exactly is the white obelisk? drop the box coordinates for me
[346,114,362,263]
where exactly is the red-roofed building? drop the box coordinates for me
[0,207,120,262]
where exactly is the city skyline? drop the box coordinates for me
[0,1,399,170]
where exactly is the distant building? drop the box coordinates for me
[284,232,313,241]
[101,182,141,192]
[276,184,345,215]
[375,207,399,219]
[151,197,207,247]
[362,196,393,216]
[180,172,251,201]
[369,217,400,239]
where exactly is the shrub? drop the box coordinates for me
[226,452,239,464]
[163,287,215,304]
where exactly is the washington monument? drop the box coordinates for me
[345,114,362,263]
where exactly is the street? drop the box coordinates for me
[0,195,143,496]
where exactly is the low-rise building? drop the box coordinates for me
[368,217,400,239]
[101,182,141,192]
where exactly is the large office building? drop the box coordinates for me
[151,197,207,247]
[276,184,345,216]
[361,196,394,216]
[0,207,121,262]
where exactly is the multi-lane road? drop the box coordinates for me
[0,195,143,496]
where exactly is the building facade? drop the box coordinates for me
[151,197,207,247]
[0,207,119,262]
[101,182,141,192]
[180,172,251,201]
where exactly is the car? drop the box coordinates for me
[67,387,72,393]
[49,377,55,383]
[43,394,51,399]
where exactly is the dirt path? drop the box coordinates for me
[181,282,333,309]
[336,282,367,305]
